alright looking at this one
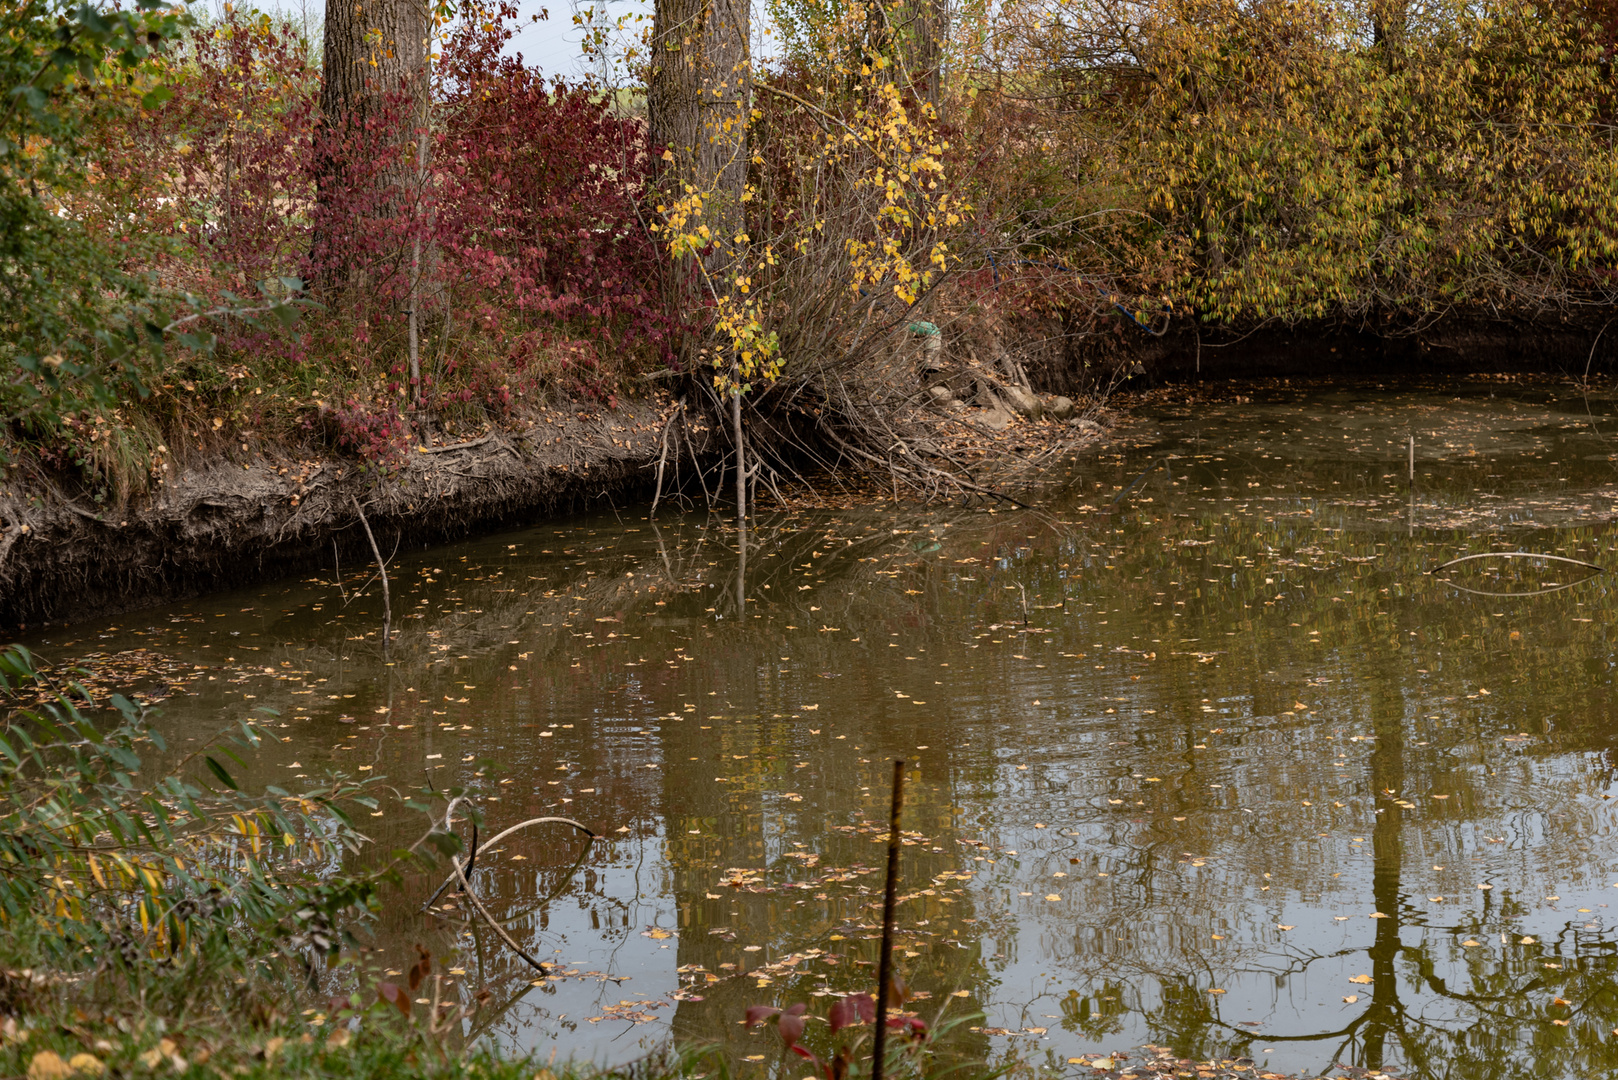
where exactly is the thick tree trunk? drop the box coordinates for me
[320,0,426,133]
[315,0,429,288]
[898,0,943,109]
[648,0,750,257]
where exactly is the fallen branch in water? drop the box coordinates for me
[445,847,551,976]
[1428,550,1606,597]
[423,797,570,976]
[420,813,598,912]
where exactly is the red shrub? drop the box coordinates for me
[92,6,676,460]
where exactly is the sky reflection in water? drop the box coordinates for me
[34,378,1618,1080]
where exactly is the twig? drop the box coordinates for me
[331,538,347,603]
[1428,550,1606,597]
[448,852,551,976]
[420,434,494,454]
[871,759,906,1080]
[350,494,391,656]
[427,797,551,976]
[420,815,598,911]
[650,404,678,518]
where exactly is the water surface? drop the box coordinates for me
[34,377,1618,1079]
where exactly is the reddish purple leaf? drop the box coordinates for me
[829,992,875,1032]
[408,945,432,991]
[745,1005,782,1029]
[852,992,876,1024]
[789,1044,825,1075]
[377,981,411,1018]
[779,1010,806,1047]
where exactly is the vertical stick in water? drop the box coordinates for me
[871,759,906,1080]
[732,387,746,521]
[351,494,392,658]
[1409,435,1415,482]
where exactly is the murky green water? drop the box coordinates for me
[30,378,1618,1079]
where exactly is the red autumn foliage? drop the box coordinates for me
[94,5,677,464]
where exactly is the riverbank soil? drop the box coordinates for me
[0,401,690,628]
[0,385,1113,628]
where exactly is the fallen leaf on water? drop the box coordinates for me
[1045,894,1061,902]
[1207,989,1225,995]
[1342,995,1359,1004]
[1552,1019,1569,1026]
[1277,924,1295,931]
[1348,975,1373,984]
[1370,912,1390,918]
[1462,940,1481,947]
[1521,936,1536,944]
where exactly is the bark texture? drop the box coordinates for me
[320,0,427,131]
[648,0,750,243]
[315,0,429,286]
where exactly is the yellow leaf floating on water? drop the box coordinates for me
[1348,975,1373,984]
[1462,940,1481,947]
[1343,995,1358,1004]
[1277,924,1295,931]
[1045,894,1061,902]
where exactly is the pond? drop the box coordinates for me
[29,376,1618,1080]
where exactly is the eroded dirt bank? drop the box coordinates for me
[0,401,702,628]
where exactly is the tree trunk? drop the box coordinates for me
[321,0,426,136]
[897,0,944,110]
[315,0,429,288]
[649,0,750,258]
